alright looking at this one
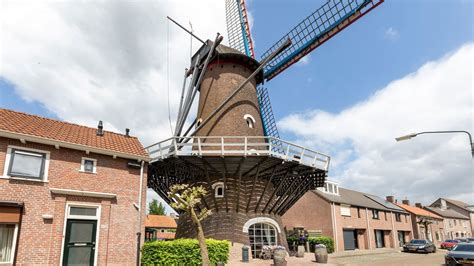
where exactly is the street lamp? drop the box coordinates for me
[395,131,473,158]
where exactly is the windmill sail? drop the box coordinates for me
[225,0,255,58]
[262,0,383,81]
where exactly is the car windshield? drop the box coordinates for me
[452,245,474,252]
[410,240,426,244]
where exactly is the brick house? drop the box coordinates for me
[282,181,413,252]
[429,198,474,235]
[394,200,445,246]
[425,206,472,239]
[144,214,177,241]
[0,108,149,266]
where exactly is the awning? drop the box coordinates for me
[0,201,23,223]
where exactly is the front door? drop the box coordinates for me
[343,229,357,250]
[397,231,405,247]
[62,219,97,266]
[375,230,385,248]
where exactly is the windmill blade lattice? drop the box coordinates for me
[225,0,255,58]
[262,0,383,81]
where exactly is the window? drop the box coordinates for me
[357,207,361,218]
[372,209,379,219]
[248,223,277,258]
[243,114,256,129]
[396,213,401,222]
[212,182,224,198]
[454,220,457,226]
[80,158,97,173]
[340,205,351,217]
[0,224,18,263]
[384,212,387,221]
[4,147,49,181]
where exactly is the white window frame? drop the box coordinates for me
[80,157,97,174]
[60,202,101,266]
[2,145,50,182]
[0,223,19,265]
[340,205,351,217]
[243,114,256,129]
[212,182,224,198]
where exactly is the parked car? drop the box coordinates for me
[456,238,468,243]
[441,240,461,250]
[445,243,474,265]
[467,237,474,243]
[402,239,436,253]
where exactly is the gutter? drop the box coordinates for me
[136,161,145,266]
[0,130,150,162]
[366,208,372,249]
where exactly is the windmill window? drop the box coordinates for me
[212,182,224,198]
[243,114,256,129]
[196,118,203,127]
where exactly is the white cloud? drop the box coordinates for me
[1,0,229,213]
[297,54,311,66]
[279,43,474,205]
[384,27,400,40]
[0,0,227,146]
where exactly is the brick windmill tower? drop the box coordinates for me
[147,0,383,258]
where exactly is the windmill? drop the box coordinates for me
[147,0,383,258]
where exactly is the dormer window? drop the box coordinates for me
[319,180,339,195]
[212,182,224,198]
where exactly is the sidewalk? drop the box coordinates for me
[329,248,401,258]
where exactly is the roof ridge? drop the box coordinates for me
[0,108,139,139]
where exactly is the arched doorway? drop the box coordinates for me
[248,223,277,258]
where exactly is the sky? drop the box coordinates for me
[1,0,472,214]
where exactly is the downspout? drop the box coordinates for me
[365,208,372,249]
[331,203,338,251]
[136,161,145,266]
[390,211,396,248]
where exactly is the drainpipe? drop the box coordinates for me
[136,161,145,266]
[390,211,396,248]
[331,203,338,251]
[365,208,372,249]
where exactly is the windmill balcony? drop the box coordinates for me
[146,136,330,172]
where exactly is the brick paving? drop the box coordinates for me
[228,248,447,265]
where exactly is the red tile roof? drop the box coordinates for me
[156,232,176,240]
[0,108,148,159]
[397,203,443,219]
[145,215,177,228]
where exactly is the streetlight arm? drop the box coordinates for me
[396,130,473,158]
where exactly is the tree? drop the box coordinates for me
[148,199,166,215]
[168,184,211,266]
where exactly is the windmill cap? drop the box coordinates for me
[192,40,263,84]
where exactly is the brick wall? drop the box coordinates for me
[0,137,147,265]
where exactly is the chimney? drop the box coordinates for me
[402,199,410,205]
[415,203,423,208]
[125,128,130,137]
[386,196,395,203]
[96,121,104,136]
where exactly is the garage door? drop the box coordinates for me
[343,229,357,250]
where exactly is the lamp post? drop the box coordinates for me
[395,131,473,158]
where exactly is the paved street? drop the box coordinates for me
[229,249,447,265]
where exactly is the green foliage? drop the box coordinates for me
[141,238,230,265]
[286,236,299,245]
[308,236,335,253]
[148,199,166,215]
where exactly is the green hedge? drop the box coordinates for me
[308,236,334,253]
[141,238,230,265]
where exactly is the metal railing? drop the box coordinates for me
[146,136,330,171]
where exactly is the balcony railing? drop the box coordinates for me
[146,136,330,171]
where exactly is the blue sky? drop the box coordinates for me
[1,0,472,213]
[249,0,473,120]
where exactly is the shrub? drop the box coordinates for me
[308,236,334,253]
[141,238,230,265]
